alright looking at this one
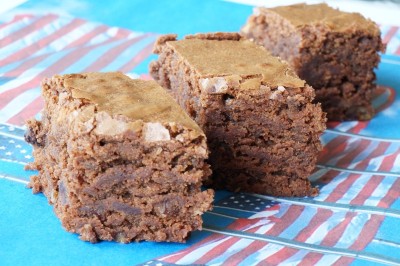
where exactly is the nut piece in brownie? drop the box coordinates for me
[150,33,326,197]
[25,72,214,243]
[242,3,385,121]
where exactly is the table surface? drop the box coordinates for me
[1,1,400,265]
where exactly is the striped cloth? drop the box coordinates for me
[1,13,400,266]
[0,13,156,125]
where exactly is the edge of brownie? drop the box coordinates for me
[150,32,326,197]
[25,72,214,243]
[241,4,386,121]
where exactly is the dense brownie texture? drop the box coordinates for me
[242,3,385,121]
[150,33,326,197]
[25,72,213,243]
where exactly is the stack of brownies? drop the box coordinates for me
[25,3,384,243]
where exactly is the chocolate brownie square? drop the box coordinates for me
[150,33,326,197]
[242,3,385,121]
[25,72,214,243]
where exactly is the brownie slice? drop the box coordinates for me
[150,33,326,197]
[241,3,385,121]
[25,72,214,243]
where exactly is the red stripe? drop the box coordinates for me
[162,218,262,263]
[395,45,400,55]
[0,14,33,31]
[325,141,387,202]
[333,138,371,170]
[7,96,43,125]
[382,26,399,44]
[298,143,395,264]
[2,27,128,78]
[265,145,397,264]
[332,215,384,266]
[298,212,357,266]
[374,86,396,114]
[63,25,110,49]
[0,14,58,49]
[318,136,348,163]
[118,40,156,72]
[333,164,400,265]
[5,33,148,125]
[82,33,150,72]
[350,121,368,134]
[261,209,334,265]
[0,31,139,110]
[319,121,368,164]
[0,19,86,67]
[219,206,305,265]
[193,220,269,265]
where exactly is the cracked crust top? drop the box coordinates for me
[153,32,305,88]
[256,3,380,35]
[47,72,202,133]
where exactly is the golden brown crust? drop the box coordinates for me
[51,72,202,133]
[185,32,242,41]
[153,34,178,54]
[259,3,380,35]
[157,33,305,88]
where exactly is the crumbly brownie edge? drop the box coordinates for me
[241,7,385,121]
[150,34,326,196]
[25,74,214,243]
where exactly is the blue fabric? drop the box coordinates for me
[1,0,400,265]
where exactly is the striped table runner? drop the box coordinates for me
[1,13,400,266]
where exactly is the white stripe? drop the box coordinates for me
[240,208,318,265]
[381,58,400,66]
[278,211,348,264]
[31,22,98,55]
[325,128,400,143]
[238,243,284,266]
[348,140,380,166]
[0,0,27,15]
[335,213,370,248]
[0,88,41,122]
[0,174,29,184]
[101,36,155,72]
[0,16,66,59]
[0,34,126,94]
[317,172,351,201]
[0,122,25,129]
[173,219,272,264]
[386,30,400,55]
[328,138,378,167]
[175,237,236,264]
[392,152,400,172]
[206,222,273,265]
[335,175,372,204]
[0,158,27,165]
[0,131,25,140]
[0,15,35,39]
[334,121,359,132]
[364,175,397,206]
[316,214,371,265]
[365,142,400,171]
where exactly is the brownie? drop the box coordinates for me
[25,72,214,243]
[150,33,326,197]
[241,3,385,121]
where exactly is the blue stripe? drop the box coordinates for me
[0,159,32,180]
